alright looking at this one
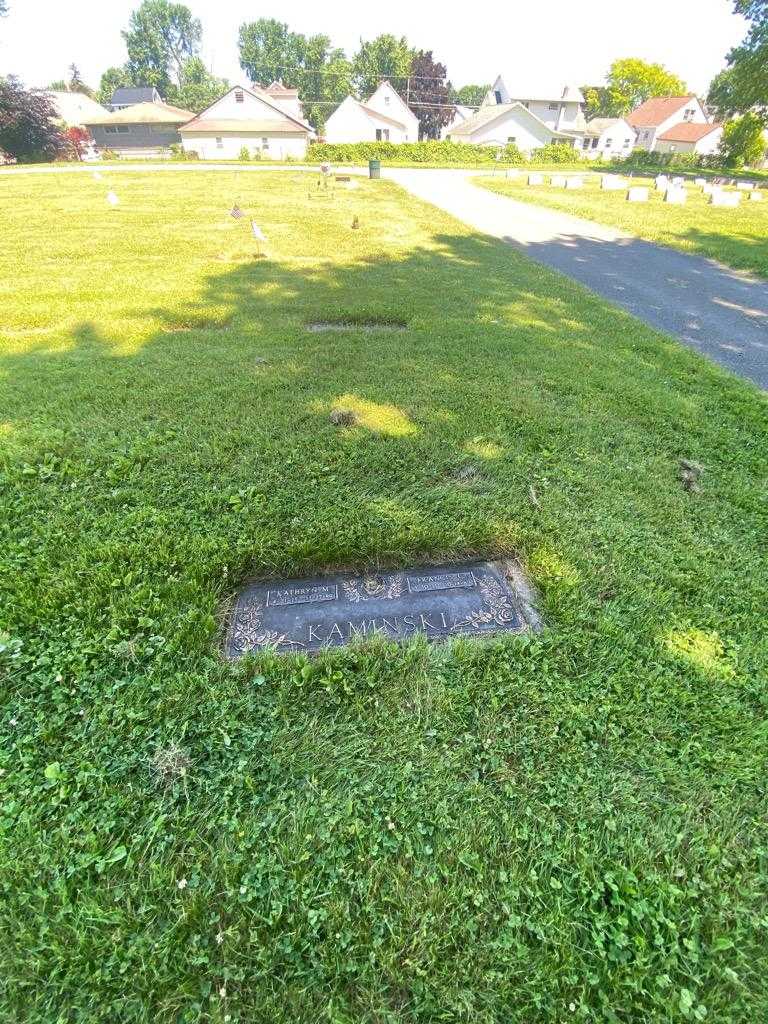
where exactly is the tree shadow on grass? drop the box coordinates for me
[1,225,765,670]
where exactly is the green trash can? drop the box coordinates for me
[369,159,381,179]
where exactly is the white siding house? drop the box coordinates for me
[627,95,708,152]
[482,76,586,136]
[447,102,573,153]
[654,122,723,155]
[180,85,312,160]
[581,117,636,159]
[324,81,419,143]
[440,104,475,139]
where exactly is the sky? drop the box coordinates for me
[0,0,747,97]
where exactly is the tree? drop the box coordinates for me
[168,57,227,113]
[352,34,414,99]
[64,125,90,160]
[719,111,767,165]
[237,19,352,131]
[237,18,306,86]
[581,85,612,119]
[68,64,95,98]
[453,84,489,107]
[407,51,453,138]
[0,77,65,161]
[98,66,134,106]
[708,1,767,120]
[123,0,201,95]
[603,58,687,116]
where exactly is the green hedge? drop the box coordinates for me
[311,140,530,165]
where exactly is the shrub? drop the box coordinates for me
[309,140,528,166]
[0,76,65,162]
[238,146,251,162]
[719,113,766,169]
[100,149,120,161]
[530,143,582,165]
[184,149,199,161]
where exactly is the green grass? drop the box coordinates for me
[476,173,768,278]
[1,170,767,1023]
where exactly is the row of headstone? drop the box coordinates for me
[529,173,583,189]
[602,175,627,191]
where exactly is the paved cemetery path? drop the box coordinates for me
[3,162,767,388]
[389,169,768,390]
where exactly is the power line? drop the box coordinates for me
[249,63,470,84]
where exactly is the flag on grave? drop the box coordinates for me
[251,221,267,241]
[230,204,244,219]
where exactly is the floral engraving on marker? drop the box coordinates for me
[451,574,517,631]
[342,574,404,603]
[230,602,305,652]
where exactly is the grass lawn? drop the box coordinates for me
[476,173,768,279]
[2,169,768,1023]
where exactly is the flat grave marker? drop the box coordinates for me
[665,187,687,205]
[602,176,626,191]
[750,191,762,202]
[224,560,541,657]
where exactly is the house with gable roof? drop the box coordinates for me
[179,83,314,160]
[324,81,419,143]
[626,95,709,151]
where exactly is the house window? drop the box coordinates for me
[494,90,503,103]
[262,137,269,150]
[591,138,599,149]
[235,89,244,103]
[669,144,677,152]
[507,136,516,144]
[548,102,559,111]
[384,95,390,105]
[216,137,223,148]
[375,128,390,141]
[605,138,613,147]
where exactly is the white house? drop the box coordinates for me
[180,84,313,160]
[626,95,708,152]
[446,102,575,153]
[324,81,419,143]
[440,104,476,139]
[44,91,110,127]
[581,117,636,159]
[654,121,724,156]
[84,101,195,156]
[482,76,586,137]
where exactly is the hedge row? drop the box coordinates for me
[308,140,586,166]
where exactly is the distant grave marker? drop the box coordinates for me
[528,173,544,185]
[694,177,706,187]
[664,187,687,205]
[602,175,626,191]
[737,181,754,191]
[655,175,669,191]
[224,560,542,656]
[627,186,649,203]
[749,191,763,202]
[710,190,741,207]
[550,174,567,187]
[565,176,583,189]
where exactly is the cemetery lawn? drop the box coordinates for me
[2,170,768,1024]
[476,174,768,279]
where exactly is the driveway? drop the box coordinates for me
[389,169,768,390]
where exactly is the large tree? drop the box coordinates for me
[708,1,767,120]
[407,51,453,138]
[453,84,489,107]
[352,34,414,99]
[123,0,201,95]
[603,58,687,116]
[68,64,95,98]
[581,84,612,119]
[0,77,64,161]
[238,19,352,131]
[167,57,227,113]
[719,110,767,165]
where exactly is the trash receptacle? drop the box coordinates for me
[369,159,381,179]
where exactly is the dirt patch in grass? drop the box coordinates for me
[306,317,408,333]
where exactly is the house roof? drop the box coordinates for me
[180,118,310,134]
[189,85,313,132]
[657,121,722,142]
[111,87,159,105]
[626,96,697,127]
[450,101,571,139]
[43,91,109,126]
[265,81,299,96]
[83,101,195,126]
[584,117,631,137]
[358,103,407,129]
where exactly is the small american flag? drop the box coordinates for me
[230,204,244,219]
